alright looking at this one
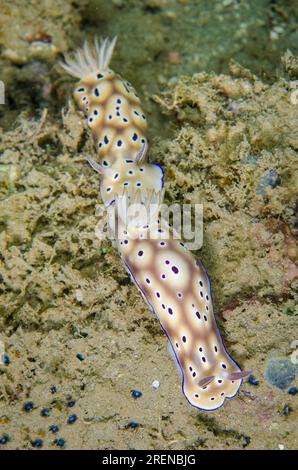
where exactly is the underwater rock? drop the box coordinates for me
[256,170,281,196]
[154,58,298,304]
[281,50,298,78]
[0,0,85,64]
[265,359,297,390]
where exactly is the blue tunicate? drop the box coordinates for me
[288,386,298,396]
[23,402,34,412]
[131,390,142,398]
[49,425,59,434]
[31,439,43,448]
[282,404,293,416]
[54,438,65,447]
[243,435,251,448]
[0,435,9,445]
[256,170,281,196]
[67,414,77,424]
[67,401,76,407]
[127,421,139,429]
[41,408,50,417]
[265,359,297,390]
[76,353,85,361]
[248,375,259,386]
[2,355,10,366]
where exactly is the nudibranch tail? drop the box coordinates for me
[61,37,249,412]
[114,215,245,411]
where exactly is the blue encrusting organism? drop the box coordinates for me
[54,438,66,447]
[41,407,51,417]
[60,37,250,411]
[67,414,78,424]
[131,390,142,399]
[248,375,259,386]
[23,401,34,412]
[2,355,10,365]
[49,425,59,434]
[31,438,43,448]
[0,435,9,445]
[76,353,85,361]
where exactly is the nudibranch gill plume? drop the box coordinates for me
[60,37,250,411]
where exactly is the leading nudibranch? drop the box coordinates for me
[61,37,250,411]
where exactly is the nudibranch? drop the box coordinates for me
[61,37,250,411]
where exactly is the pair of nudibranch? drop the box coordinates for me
[61,37,250,411]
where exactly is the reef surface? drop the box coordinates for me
[0,0,297,451]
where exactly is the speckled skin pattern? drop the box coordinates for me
[73,68,163,206]
[61,38,248,411]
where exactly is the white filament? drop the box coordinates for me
[60,37,117,78]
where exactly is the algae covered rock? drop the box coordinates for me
[150,60,298,448]
[0,0,86,64]
[153,59,298,305]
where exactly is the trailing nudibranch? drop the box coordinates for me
[61,37,250,411]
